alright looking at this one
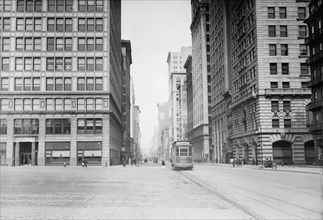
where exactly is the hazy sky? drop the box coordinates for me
[121,0,192,150]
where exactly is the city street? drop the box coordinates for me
[0,162,322,220]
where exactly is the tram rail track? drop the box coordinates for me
[179,170,322,220]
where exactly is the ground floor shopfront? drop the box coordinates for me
[230,131,314,165]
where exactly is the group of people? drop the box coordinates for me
[122,158,137,167]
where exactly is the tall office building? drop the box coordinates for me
[209,0,232,163]
[210,0,313,165]
[189,0,212,162]
[304,0,323,165]
[121,40,132,161]
[0,0,124,166]
[166,46,191,157]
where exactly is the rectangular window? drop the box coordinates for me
[25,18,33,31]
[64,99,72,110]
[271,101,279,111]
[65,18,73,31]
[283,101,291,111]
[95,78,103,90]
[2,58,10,71]
[26,0,33,12]
[55,99,63,111]
[300,44,307,55]
[48,0,55,11]
[17,0,25,12]
[96,0,103,12]
[55,78,63,91]
[272,119,279,128]
[48,18,55,31]
[86,98,94,110]
[77,119,85,134]
[281,44,288,56]
[16,57,24,71]
[95,119,102,134]
[95,38,103,51]
[96,18,103,31]
[0,78,9,91]
[25,38,33,51]
[34,18,42,31]
[64,57,72,71]
[47,38,55,51]
[284,119,291,128]
[34,38,41,50]
[46,78,54,91]
[87,58,94,71]
[56,18,64,31]
[57,0,64,11]
[77,78,85,90]
[24,78,32,91]
[87,18,94,31]
[279,7,286,18]
[87,38,94,51]
[77,98,85,110]
[16,37,24,51]
[16,18,24,31]
[300,63,308,75]
[86,78,94,90]
[78,18,86,31]
[78,38,85,51]
[281,63,289,75]
[24,99,32,111]
[88,0,95,12]
[2,37,10,51]
[268,26,276,37]
[0,119,7,135]
[271,82,278,88]
[64,78,72,91]
[47,57,54,71]
[282,82,290,88]
[269,44,277,56]
[0,99,9,111]
[78,58,85,70]
[96,58,103,70]
[46,98,54,111]
[299,26,307,38]
[14,119,23,134]
[270,63,277,75]
[34,57,41,71]
[298,7,306,19]
[55,57,63,71]
[268,7,275,18]
[66,0,73,11]
[33,99,40,111]
[15,78,23,91]
[15,99,23,111]
[3,18,11,31]
[34,0,42,12]
[56,38,64,51]
[65,38,72,51]
[33,77,40,91]
[95,98,103,110]
[78,0,86,12]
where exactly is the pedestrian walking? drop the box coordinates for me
[123,158,126,167]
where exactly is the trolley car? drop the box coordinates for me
[171,141,193,170]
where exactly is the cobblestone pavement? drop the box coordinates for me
[1,164,253,220]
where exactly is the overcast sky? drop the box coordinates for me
[121,0,192,150]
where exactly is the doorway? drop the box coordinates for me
[20,142,32,165]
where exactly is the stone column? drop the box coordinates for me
[15,142,20,166]
[31,142,36,166]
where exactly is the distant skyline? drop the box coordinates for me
[121,0,192,149]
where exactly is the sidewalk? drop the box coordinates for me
[196,162,323,175]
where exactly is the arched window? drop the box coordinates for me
[35,0,42,12]
[26,0,33,11]
[17,0,24,12]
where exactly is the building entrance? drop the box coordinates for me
[20,143,32,165]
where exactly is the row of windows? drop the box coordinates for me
[0,37,105,52]
[269,63,309,75]
[268,25,307,38]
[0,17,104,32]
[0,118,103,135]
[267,7,307,19]
[0,77,104,91]
[1,57,104,72]
[269,44,289,56]
[271,101,291,112]
[272,119,292,128]
[0,0,104,12]
[0,98,104,111]
[270,81,308,89]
